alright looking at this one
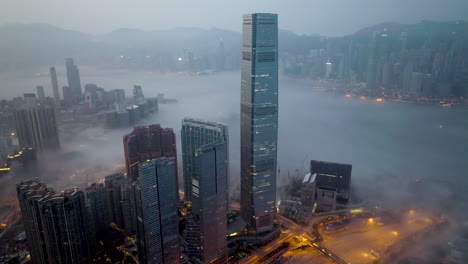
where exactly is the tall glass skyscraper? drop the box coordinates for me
[50,67,60,101]
[65,58,82,103]
[181,118,228,202]
[240,13,279,233]
[186,142,228,264]
[135,157,180,264]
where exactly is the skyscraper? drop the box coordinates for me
[36,86,45,101]
[240,13,279,233]
[65,58,82,103]
[123,125,177,181]
[50,67,60,101]
[16,179,54,264]
[40,188,91,264]
[186,142,228,264]
[62,86,73,106]
[181,118,228,202]
[15,107,60,151]
[135,157,180,264]
[85,183,110,232]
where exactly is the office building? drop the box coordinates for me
[50,67,60,101]
[135,157,180,264]
[186,142,228,264]
[40,188,91,264]
[181,118,228,202]
[36,86,45,101]
[316,187,337,212]
[16,179,54,264]
[310,160,352,203]
[85,183,110,232]
[123,125,177,181]
[65,58,82,103]
[15,107,60,151]
[240,13,279,233]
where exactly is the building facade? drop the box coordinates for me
[15,107,60,151]
[50,67,60,101]
[186,142,228,264]
[240,13,279,233]
[16,179,54,264]
[123,125,177,181]
[135,157,180,264]
[310,160,352,203]
[65,58,82,103]
[181,118,228,202]
[40,188,91,264]
[85,183,110,232]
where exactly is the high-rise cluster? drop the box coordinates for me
[16,180,91,264]
[16,13,282,264]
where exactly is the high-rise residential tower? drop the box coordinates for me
[65,58,82,103]
[50,67,60,101]
[16,179,54,264]
[186,142,228,264]
[123,125,177,181]
[181,118,228,202]
[135,157,180,264]
[15,107,60,151]
[240,13,279,233]
[85,183,110,232]
[40,188,91,264]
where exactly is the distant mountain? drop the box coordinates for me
[0,21,466,72]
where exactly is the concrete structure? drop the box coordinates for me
[123,125,177,181]
[310,160,352,203]
[186,142,228,264]
[135,157,180,264]
[14,107,60,151]
[316,187,337,212]
[240,13,279,234]
[181,118,228,202]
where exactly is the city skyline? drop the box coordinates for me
[1,9,467,264]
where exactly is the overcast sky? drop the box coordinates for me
[1,0,468,36]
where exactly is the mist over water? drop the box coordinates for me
[2,68,468,218]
